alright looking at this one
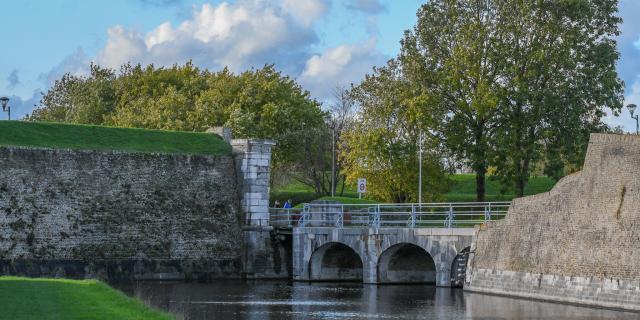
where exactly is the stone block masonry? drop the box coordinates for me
[230,139,291,279]
[466,134,640,311]
[0,146,243,281]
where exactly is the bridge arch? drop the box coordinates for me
[309,242,363,281]
[377,243,436,284]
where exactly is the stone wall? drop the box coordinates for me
[466,133,640,310]
[0,146,242,281]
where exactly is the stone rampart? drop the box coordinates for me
[0,146,242,281]
[466,133,640,310]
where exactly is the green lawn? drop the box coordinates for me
[0,121,231,155]
[272,174,557,205]
[0,277,172,320]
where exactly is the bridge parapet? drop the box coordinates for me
[271,202,510,229]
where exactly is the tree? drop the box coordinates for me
[399,0,504,202]
[30,62,325,170]
[491,0,623,196]
[398,0,623,200]
[341,60,448,203]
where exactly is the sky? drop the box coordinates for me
[1,0,640,132]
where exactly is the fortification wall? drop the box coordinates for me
[0,147,243,281]
[466,134,640,310]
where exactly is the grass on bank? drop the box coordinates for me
[0,277,172,320]
[0,121,231,155]
[271,174,557,205]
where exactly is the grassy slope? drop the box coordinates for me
[0,121,231,155]
[272,175,557,205]
[0,277,172,320]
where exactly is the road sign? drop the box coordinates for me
[357,178,367,194]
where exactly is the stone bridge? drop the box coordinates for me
[291,227,474,286]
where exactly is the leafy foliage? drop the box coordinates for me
[342,60,448,203]
[31,62,325,166]
[353,0,624,201]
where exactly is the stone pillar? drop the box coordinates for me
[231,138,285,278]
[231,139,276,226]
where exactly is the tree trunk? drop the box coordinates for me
[475,166,486,202]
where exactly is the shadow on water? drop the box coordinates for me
[113,280,640,320]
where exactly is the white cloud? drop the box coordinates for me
[281,0,330,27]
[96,2,320,73]
[39,48,90,87]
[40,0,389,102]
[300,38,387,99]
[97,26,147,69]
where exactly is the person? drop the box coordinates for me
[283,199,292,209]
[273,200,281,208]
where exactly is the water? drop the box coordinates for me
[114,280,640,320]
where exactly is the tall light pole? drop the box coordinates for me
[627,104,638,135]
[325,115,336,197]
[418,130,424,205]
[0,97,9,120]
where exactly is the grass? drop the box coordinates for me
[272,174,557,205]
[445,174,556,202]
[0,277,172,320]
[0,121,231,155]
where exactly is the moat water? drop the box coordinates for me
[114,280,640,320]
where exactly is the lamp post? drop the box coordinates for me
[325,115,336,197]
[0,97,9,120]
[627,104,638,135]
[418,130,424,205]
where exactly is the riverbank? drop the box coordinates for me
[0,277,172,320]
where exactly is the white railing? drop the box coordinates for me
[269,202,510,229]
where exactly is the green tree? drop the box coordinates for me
[31,62,325,169]
[341,60,448,203]
[397,0,623,200]
[490,0,623,196]
[399,0,504,202]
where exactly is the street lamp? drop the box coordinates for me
[627,103,638,135]
[418,130,424,205]
[325,115,336,197]
[0,97,9,120]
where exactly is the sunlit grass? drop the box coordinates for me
[0,121,230,155]
[0,276,172,320]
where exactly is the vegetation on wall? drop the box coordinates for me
[0,121,231,155]
[28,63,325,167]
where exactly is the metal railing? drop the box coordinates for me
[269,202,510,229]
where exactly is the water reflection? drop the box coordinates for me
[114,280,640,320]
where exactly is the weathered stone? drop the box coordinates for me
[466,133,640,311]
[0,146,242,280]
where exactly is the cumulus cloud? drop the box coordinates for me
[96,1,321,74]
[6,69,19,89]
[39,48,90,87]
[300,38,387,99]
[43,0,388,102]
[345,0,386,14]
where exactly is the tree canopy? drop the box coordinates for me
[30,62,325,167]
[344,0,623,202]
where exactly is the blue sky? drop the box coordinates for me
[1,0,640,132]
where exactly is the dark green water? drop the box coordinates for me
[114,280,640,320]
